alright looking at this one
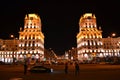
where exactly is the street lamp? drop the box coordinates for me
[110,33,116,62]
[10,34,16,64]
[112,33,116,37]
[10,35,14,38]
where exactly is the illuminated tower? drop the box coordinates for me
[76,13,103,61]
[18,14,44,61]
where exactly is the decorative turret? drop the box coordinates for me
[24,13,42,31]
[77,13,102,39]
[79,13,97,31]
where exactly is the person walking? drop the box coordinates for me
[64,62,68,74]
[24,61,28,75]
[75,62,80,76]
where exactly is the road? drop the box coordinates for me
[0,64,120,80]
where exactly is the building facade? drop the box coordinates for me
[76,13,120,62]
[18,14,45,62]
[0,13,45,63]
[102,37,120,57]
[0,38,19,63]
[0,13,120,63]
[76,13,103,61]
[65,47,77,60]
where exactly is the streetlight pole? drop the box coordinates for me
[110,33,116,62]
[10,34,15,64]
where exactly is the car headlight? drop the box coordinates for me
[51,68,53,72]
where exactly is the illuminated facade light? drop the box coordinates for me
[20,55,23,58]
[30,51,32,54]
[18,13,45,61]
[84,54,88,58]
[1,13,120,63]
[77,13,103,60]
[36,54,39,59]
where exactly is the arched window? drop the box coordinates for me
[29,35,31,39]
[34,23,36,28]
[33,34,35,39]
[25,35,27,39]
[30,24,32,28]
[85,23,87,28]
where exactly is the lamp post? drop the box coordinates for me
[112,33,116,38]
[110,33,116,62]
[10,34,15,64]
[111,33,116,56]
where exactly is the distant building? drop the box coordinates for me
[102,37,120,57]
[0,38,19,63]
[65,47,77,60]
[44,48,58,61]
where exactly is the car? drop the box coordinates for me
[28,65,53,73]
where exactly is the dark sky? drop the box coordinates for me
[0,1,120,55]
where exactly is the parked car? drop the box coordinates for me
[28,65,53,73]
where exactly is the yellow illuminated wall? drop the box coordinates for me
[76,13,103,60]
[18,13,45,61]
[0,39,19,63]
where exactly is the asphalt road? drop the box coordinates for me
[0,64,120,80]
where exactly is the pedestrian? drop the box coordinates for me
[64,62,68,74]
[24,61,28,75]
[75,62,80,76]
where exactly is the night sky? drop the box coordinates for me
[0,1,120,55]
